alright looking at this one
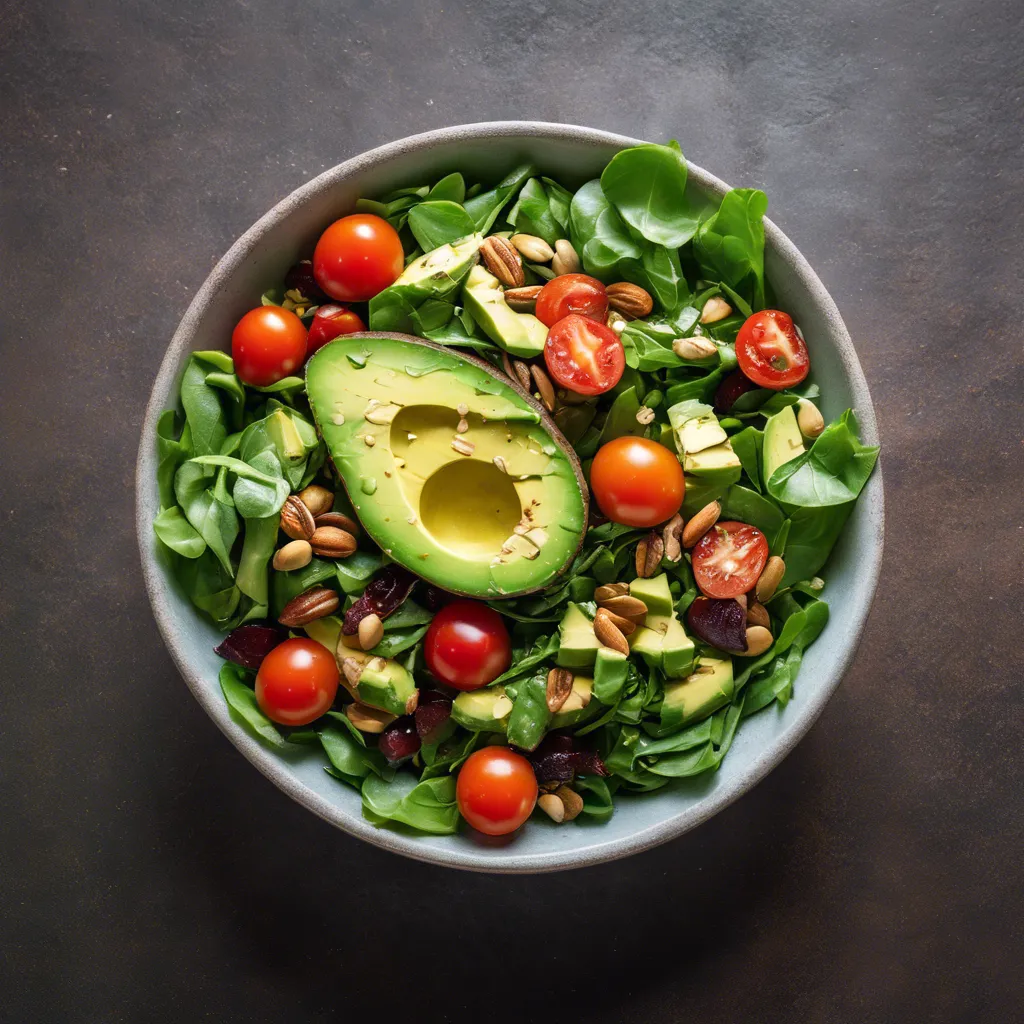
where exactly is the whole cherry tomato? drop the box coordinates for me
[735,309,810,390]
[255,638,339,726]
[535,274,608,327]
[456,747,538,836]
[424,600,511,691]
[313,214,404,302]
[544,314,625,397]
[305,304,366,357]
[691,521,769,599]
[589,436,684,528]
[230,306,307,387]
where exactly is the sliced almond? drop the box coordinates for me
[593,608,630,655]
[451,436,475,456]
[682,501,721,548]
[755,556,786,603]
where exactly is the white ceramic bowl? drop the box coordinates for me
[136,122,884,873]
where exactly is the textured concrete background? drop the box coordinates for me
[1,0,1022,1020]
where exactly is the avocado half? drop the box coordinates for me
[305,332,589,599]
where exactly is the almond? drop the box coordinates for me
[594,582,630,603]
[346,702,397,734]
[510,234,555,263]
[546,668,574,713]
[554,786,584,821]
[357,612,384,651]
[278,586,339,627]
[296,484,334,519]
[279,495,315,540]
[530,364,556,412]
[480,235,525,288]
[551,239,581,276]
[662,513,684,563]
[700,296,733,324]
[504,284,543,312]
[742,625,774,657]
[538,793,566,823]
[310,526,357,558]
[672,336,718,361]
[596,594,648,624]
[593,608,630,655]
[272,539,313,572]
[607,282,654,319]
[755,556,786,603]
[604,610,637,637]
[796,399,825,439]
[635,531,664,578]
[747,600,771,629]
[682,500,721,548]
[314,511,360,534]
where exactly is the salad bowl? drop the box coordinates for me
[136,121,883,873]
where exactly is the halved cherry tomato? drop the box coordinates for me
[306,304,366,357]
[691,521,769,599]
[590,436,684,528]
[544,314,625,397]
[535,274,608,327]
[255,638,339,726]
[231,306,308,387]
[456,747,538,836]
[313,213,404,302]
[424,600,511,691]
[736,309,810,390]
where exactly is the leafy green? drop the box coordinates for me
[507,177,572,244]
[407,201,477,251]
[219,664,284,747]
[361,774,460,834]
[464,163,534,234]
[153,506,206,558]
[694,188,768,312]
[506,672,552,752]
[569,179,642,277]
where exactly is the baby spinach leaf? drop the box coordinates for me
[155,410,192,509]
[490,633,559,687]
[507,177,571,244]
[189,454,291,518]
[721,484,785,538]
[219,663,285,747]
[179,549,240,625]
[729,426,764,491]
[318,720,392,785]
[694,188,768,312]
[569,179,643,276]
[464,163,534,234]
[767,409,880,507]
[620,322,684,371]
[574,776,615,823]
[153,506,206,558]
[600,141,698,247]
[621,244,687,311]
[407,200,477,251]
[506,672,552,752]
[361,773,460,834]
[645,741,718,777]
[235,513,278,614]
[427,172,466,204]
[174,461,239,576]
[180,354,230,457]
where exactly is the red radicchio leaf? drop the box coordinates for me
[213,624,285,670]
[527,734,609,783]
[342,565,417,635]
[378,717,421,764]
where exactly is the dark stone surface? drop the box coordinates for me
[1,0,1021,1020]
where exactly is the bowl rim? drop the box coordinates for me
[136,120,884,873]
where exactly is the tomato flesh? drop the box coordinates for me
[306,304,366,356]
[590,436,684,528]
[231,306,308,387]
[692,521,769,599]
[736,309,810,390]
[424,600,511,691]
[313,214,404,303]
[535,274,608,327]
[456,747,538,836]
[544,314,625,397]
[255,638,339,726]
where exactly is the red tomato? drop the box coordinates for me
[456,747,538,836]
[306,304,366,357]
[736,309,810,390]
[424,600,511,691]
[691,521,769,599]
[231,306,308,387]
[544,314,625,397]
[255,638,339,726]
[535,274,608,327]
[590,436,684,528]
[313,214,404,302]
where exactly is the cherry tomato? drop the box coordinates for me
[231,306,308,387]
[456,747,538,836]
[313,214,404,302]
[544,314,625,397]
[691,521,769,599]
[424,600,511,691]
[590,436,685,528]
[534,274,608,328]
[305,304,366,357]
[255,638,339,726]
[736,309,810,390]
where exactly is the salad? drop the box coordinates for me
[153,141,878,838]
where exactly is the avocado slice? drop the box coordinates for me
[306,333,587,599]
[555,602,601,670]
[763,404,805,486]
[660,654,734,730]
[668,400,742,516]
[550,676,598,729]
[629,612,696,678]
[354,656,418,716]
[462,265,548,358]
[629,573,674,617]
[668,399,728,455]
[593,648,629,704]
[451,686,513,732]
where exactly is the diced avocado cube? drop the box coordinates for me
[662,616,696,678]
[303,615,342,654]
[593,648,629,704]
[550,676,597,729]
[629,573,674,617]
[357,657,418,716]
[667,399,728,455]
[556,602,601,670]
[451,686,512,733]
[462,265,547,358]
[762,404,805,486]
[629,612,695,677]
[661,654,734,730]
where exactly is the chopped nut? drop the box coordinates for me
[546,668,574,713]
[451,436,475,456]
[492,455,509,473]
[755,556,786,603]
[796,399,825,439]
[272,539,313,572]
[554,786,584,821]
[741,626,774,657]
[662,513,684,563]
[607,282,654,319]
[594,582,630,602]
[682,501,722,548]
[635,406,656,426]
[551,239,581,276]
[538,793,566,823]
[673,336,718,361]
[700,296,733,324]
[296,484,334,519]
[635,531,665,578]
[747,601,771,629]
[510,233,555,263]
[346,702,396,734]
[457,417,469,433]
